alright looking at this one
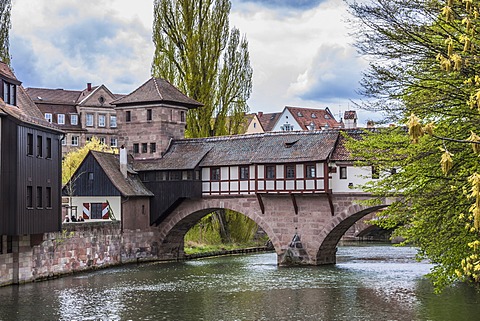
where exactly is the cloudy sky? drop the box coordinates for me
[10,0,376,124]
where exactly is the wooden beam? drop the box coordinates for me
[256,193,265,214]
[326,192,335,216]
[290,193,298,215]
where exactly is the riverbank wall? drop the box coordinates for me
[0,221,163,287]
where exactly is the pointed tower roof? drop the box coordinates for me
[112,77,203,109]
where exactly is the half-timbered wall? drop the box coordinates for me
[201,163,328,195]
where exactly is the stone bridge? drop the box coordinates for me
[155,193,389,265]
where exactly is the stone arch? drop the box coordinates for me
[155,197,282,261]
[314,202,388,265]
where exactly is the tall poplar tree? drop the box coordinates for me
[0,0,11,65]
[151,0,253,138]
[347,0,480,290]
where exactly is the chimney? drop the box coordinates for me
[120,145,128,178]
[258,111,263,118]
[87,83,92,91]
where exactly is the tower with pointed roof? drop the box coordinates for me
[112,77,202,159]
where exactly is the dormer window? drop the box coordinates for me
[2,80,16,106]
[297,112,303,117]
[311,113,317,118]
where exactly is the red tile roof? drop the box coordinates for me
[285,106,342,130]
[257,112,281,131]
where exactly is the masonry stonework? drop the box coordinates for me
[0,222,163,287]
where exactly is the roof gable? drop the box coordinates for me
[284,106,342,130]
[112,77,203,109]
[77,85,118,108]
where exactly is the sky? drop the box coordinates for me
[9,0,377,124]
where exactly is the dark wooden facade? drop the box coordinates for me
[0,115,62,235]
[140,170,202,225]
[63,155,121,197]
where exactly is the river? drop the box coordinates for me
[1,243,479,321]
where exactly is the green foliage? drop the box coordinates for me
[184,210,263,248]
[0,0,11,65]
[348,0,480,290]
[151,0,253,138]
[62,136,117,185]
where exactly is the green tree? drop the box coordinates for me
[151,0,253,138]
[152,0,256,247]
[0,0,11,65]
[347,0,480,290]
[62,137,116,185]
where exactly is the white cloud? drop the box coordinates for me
[9,0,379,124]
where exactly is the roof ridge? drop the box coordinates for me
[153,78,164,100]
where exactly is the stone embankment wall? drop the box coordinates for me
[0,221,162,287]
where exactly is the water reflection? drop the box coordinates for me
[1,244,479,321]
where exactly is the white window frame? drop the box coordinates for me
[45,113,52,123]
[71,136,79,146]
[86,114,94,127]
[57,114,65,125]
[99,137,106,145]
[110,115,117,128]
[110,138,118,147]
[98,115,106,127]
[70,114,78,125]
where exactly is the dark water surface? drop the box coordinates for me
[1,244,480,321]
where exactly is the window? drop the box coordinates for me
[266,165,275,179]
[37,186,43,208]
[110,115,117,128]
[45,113,52,123]
[372,166,380,179]
[180,111,186,122]
[71,136,79,146]
[3,81,16,105]
[91,203,103,219]
[126,111,131,122]
[37,135,43,157]
[306,164,316,178]
[27,133,33,156]
[98,115,106,127]
[99,137,106,145]
[169,171,181,180]
[46,187,52,208]
[150,143,156,153]
[285,165,295,179]
[86,113,94,126]
[142,143,148,153]
[70,114,78,125]
[147,109,152,121]
[133,143,139,154]
[110,138,118,147]
[340,166,347,179]
[46,138,52,159]
[239,166,249,180]
[281,124,294,131]
[211,167,220,181]
[57,114,65,125]
[86,136,92,142]
[27,186,33,208]
[88,172,94,180]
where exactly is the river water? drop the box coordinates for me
[1,243,480,321]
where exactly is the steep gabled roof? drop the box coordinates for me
[285,106,342,130]
[258,112,281,131]
[88,151,153,197]
[26,87,82,105]
[0,62,62,132]
[112,77,203,109]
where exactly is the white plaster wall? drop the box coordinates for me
[202,168,210,181]
[258,165,265,179]
[296,164,304,178]
[271,108,300,131]
[221,167,229,180]
[230,166,239,179]
[276,165,284,179]
[330,166,372,193]
[68,196,121,221]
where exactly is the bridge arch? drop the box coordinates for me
[155,196,282,261]
[314,201,388,264]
